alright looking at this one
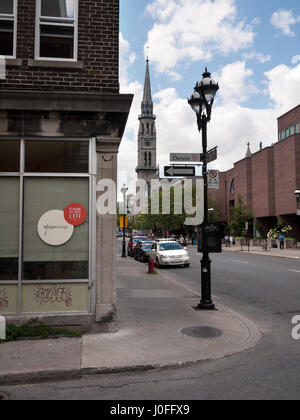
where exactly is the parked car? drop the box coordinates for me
[134,241,154,262]
[127,236,149,257]
[149,240,190,268]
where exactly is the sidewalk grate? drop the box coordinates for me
[180,326,223,339]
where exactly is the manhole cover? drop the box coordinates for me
[0,391,8,400]
[180,326,223,339]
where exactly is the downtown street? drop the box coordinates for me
[1,241,300,400]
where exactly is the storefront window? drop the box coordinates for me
[25,141,89,173]
[0,141,20,172]
[0,177,19,280]
[23,177,89,280]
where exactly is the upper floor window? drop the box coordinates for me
[230,179,235,195]
[0,0,17,57]
[279,122,300,141]
[36,0,78,61]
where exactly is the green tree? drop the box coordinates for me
[229,194,253,237]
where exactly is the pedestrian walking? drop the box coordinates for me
[279,233,285,250]
[179,234,185,246]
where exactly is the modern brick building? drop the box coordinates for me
[209,105,300,241]
[0,0,133,328]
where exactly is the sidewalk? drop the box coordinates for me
[0,256,261,386]
[222,245,300,260]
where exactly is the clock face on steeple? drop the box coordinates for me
[145,141,151,147]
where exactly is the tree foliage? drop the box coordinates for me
[229,194,253,236]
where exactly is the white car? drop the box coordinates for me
[149,241,190,268]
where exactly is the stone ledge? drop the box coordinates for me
[4,313,94,333]
[5,58,23,67]
[27,59,84,70]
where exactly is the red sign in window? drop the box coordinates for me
[64,203,87,226]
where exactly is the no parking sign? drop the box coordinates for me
[208,170,220,190]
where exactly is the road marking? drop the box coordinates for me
[230,259,249,264]
[290,270,300,273]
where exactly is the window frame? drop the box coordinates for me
[0,0,17,58]
[35,0,78,62]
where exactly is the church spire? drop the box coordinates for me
[141,58,155,119]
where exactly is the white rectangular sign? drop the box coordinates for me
[208,170,220,190]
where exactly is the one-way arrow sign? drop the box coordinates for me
[164,166,196,177]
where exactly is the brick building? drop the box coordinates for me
[0,0,133,328]
[209,105,300,241]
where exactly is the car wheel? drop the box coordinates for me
[156,258,161,268]
[184,263,190,268]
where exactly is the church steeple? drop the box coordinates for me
[140,58,155,119]
[136,58,158,187]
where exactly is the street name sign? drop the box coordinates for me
[164,166,196,177]
[170,147,217,164]
[208,170,220,189]
[170,153,201,163]
[205,147,218,164]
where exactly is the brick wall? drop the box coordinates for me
[278,105,300,132]
[0,0,119,93]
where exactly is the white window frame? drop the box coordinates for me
[0,0,17,58]
[35,0,78,62]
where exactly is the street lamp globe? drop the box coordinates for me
[121,184,128,195]
[295,189,300,201]
[188,68,219,122]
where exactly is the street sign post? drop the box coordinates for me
[164,166,196,177]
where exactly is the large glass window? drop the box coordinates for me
[0,0,16,57]
[0,140,20,172]
[23,177,89,280]
[296,123,300,134]
[0,177,19,280]
[36,0,78,60]
[25,141,89,173]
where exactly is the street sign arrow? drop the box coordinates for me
[164,166,196,177]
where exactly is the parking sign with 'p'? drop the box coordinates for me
[0,316,6,340]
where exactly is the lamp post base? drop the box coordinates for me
[197,301,216,311]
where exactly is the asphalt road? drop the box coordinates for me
[2,244,300,400]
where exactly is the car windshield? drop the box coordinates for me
[158,243,183,251]
[133,238,147,243]
[142,243,153,250]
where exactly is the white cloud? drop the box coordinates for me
[242,50,271,63]
[145,0,256,79]
[271,9,300,37]
[292,55,300,64]
[264,63,300,110]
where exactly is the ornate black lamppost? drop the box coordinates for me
[188,68,219,310]
[121,184,128,258]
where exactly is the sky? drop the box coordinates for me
[118,0,300,195]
